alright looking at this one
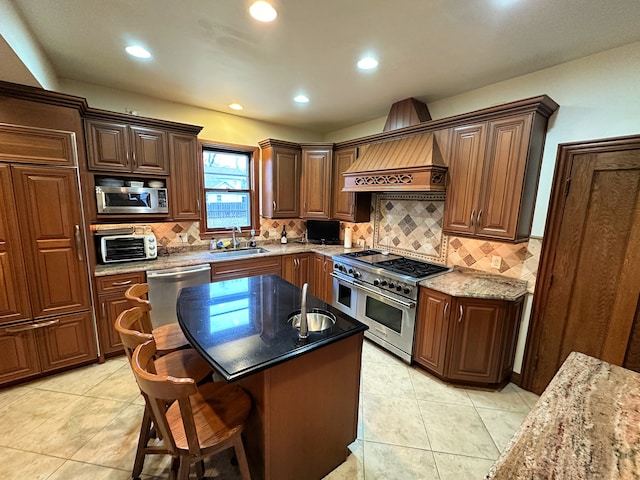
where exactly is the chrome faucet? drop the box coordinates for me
[231,226,241,250]
[299,283,309,339]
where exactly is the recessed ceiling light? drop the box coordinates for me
[229,103,244,111]
[357,56,378,70]
[249,1,277,22]
[125,45,152,59]
[294,95,309,104]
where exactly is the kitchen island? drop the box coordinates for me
[177,274,367,480]
[486,351,640,479]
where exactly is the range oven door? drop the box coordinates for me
[330,273,358,319]
[355,282,417,363]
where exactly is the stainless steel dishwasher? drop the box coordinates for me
[146,264,211,328]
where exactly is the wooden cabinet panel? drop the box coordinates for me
[443,124,486,236]
[0,165,31,325]
[212,256,282,281]
[95,271,145,357]
[301,148,332,219]
[169,133,201,220]
[260,140,301,218]
[414,288,451,376]
[85,119,169,175]
[331,147,371,222]
[310,253,333,304]
[0,326,39,384]
[282,253,310,288]
[37,311,97,372]
[12,166,91,318]
[0,124,76,166]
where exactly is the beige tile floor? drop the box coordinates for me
[0,340,538,479]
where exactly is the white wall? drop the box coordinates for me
[326,41,640,237]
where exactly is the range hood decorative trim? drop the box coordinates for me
[342,132,447,192]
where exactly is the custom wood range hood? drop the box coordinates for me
[342,98,447,192]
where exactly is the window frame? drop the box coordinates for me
[199,140,260,238]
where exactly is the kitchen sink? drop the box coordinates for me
[288,309,336,333]
[210,247,269,258]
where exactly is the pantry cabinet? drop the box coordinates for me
[331,146,371,223]
[443,111,548,242]
[259,139,301,218]
[282,253,311,289]
[85,119,169,175]
[300,145,332,219]
[414,287,523,385]
[95,271,146,357]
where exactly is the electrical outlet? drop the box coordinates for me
[357,239,365,247]
[491,255,502,269]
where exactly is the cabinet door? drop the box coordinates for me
[0,325,39,385]
[414,288,451,376]
[85,119,130,172]
[97,293,131,356]
[12,166,91,318]
[212,256,282,281]
[281,254,310,288]
[129,126,169,174]
[273,149,301,217]
[443,124,486,236]
[301,148,332,218]
[297,254,311,288]
[36,311,97,373]
[0,165,31,325]
[310,254,334,304]
[0,124,76,166]
[446,297,504,383]
[332,148,355,220]
[476,114,532,240]
[322,257,333,304]
[169,133,201,220]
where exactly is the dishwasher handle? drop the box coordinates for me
[147,265,211,279]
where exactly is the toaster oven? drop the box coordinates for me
[99,233,157,263]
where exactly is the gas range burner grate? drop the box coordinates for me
[342,249,381,258]
[374,257,449,279]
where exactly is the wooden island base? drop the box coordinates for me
[236,332,364,480]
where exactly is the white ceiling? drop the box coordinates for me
[8,0,640,133]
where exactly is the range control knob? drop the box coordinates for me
[380,280,388,287]
[396,285,403,292]
[353,271,361,279]
[347,268,354,275]
[388,282,395,289]
[373,279,380,286]
[403,287,411,295]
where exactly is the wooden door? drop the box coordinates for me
[523,136,640,394]
[169,133,201,220]
[129,126,169,174]
[11,166,91,318]
[0,324,40,385]
[332,148,356,220]
[443,124,486,236]
[36,311,97,372]
[301,148,332,218]
[476,114,531,240]
[274,148,300,218]
[0,164,31,324]
[85,119,130,172]
[446,297,503,383]
[414,288,451,376]
[97,293,130,355]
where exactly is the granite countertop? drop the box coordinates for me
[486,351,640,479]
[94,243,351,277]
[176,274,367,381]
[419,266,528,301]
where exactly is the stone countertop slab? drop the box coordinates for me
[94,243,352,277]
[419,267,528,301]
[486,351,640,479]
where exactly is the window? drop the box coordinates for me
[201,142,259,235]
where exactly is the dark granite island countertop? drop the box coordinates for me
[177,274,367,381]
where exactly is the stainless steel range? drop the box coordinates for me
[331,250,450,363]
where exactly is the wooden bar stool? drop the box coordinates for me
[125,283,190,354]
[131,339,252,480]
[115,306,214,479]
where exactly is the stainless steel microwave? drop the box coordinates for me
[95,186,168,214]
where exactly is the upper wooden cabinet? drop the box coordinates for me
[0,125,77,167]
[85,119,169,175]
[444,111,548,242]
[332,147,371,223]
[169,133,201,220]
[301,145,332,219]
[259,139,301,218]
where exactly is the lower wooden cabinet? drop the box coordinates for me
[0,311,97,386]
[95,271,145,357]
[414,287,523,385]
[281,253,310,288]
[310,253,334,304]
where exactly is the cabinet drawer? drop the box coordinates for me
[96,272,145,294]
[212,256,282,281]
